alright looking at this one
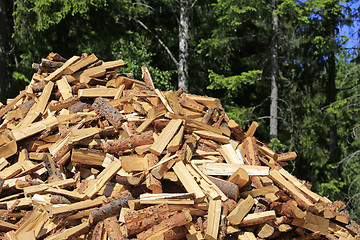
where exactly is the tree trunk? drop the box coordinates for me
[178,0,189,92]
[270,0,279,140]
[0,0,7,104]
[326,11,340,168]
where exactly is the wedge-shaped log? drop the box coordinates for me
[150,119,183,155]
[11,116,58,141]
[227,166,249,188]
[238,210,276,227]
[278,168,320,203]
[79,88,119,98]
[277,152,297,161]
[84,159,122,199]
[228,120,246,142]
[207,176,239,200]
[71,148,106,166]
[44,55,80,81]
[227,195,255,225]
[269,169,313,209]
[270,201,306,219]
[245,121,259,137]
[92,97,123,129]
[219,144,244,164]
[121,155,145,172]
[173,161,205,203]
[0,140,17,159]
[64,53,98,74]
[104,216,125,240]
[56,76,73,100]
[46,222,89,240]
[18,81,54,128]
[292,211,329,236]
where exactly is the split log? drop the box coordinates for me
[270,201,306,219]
[92,97,124,129]
[207,176,239,200]
[227,195,255,225]
[101,130,154,153]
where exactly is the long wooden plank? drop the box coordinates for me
[11,116,58,141]
[200,163,269,176]
[84,160,122,199]
[269,169,313,209]
[44,55,80,81]
[205,199,222,240]
[278,168,321,203]
[49,196,106,216]
[18,81,54,128]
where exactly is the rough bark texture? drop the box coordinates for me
[104,216,126,240]
[136,210,192,240]
[101,130,154,153]
[92,97,124,129]
[89,195,134,225]
[126,211,176,236]
[270,0,279,139]
[178,0,189,92]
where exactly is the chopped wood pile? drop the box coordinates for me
[0,52,359,240]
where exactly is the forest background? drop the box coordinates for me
[1,0,360,220]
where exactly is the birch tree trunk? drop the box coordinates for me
[270,0,279,139]
[178,0,189,92]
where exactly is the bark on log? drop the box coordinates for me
[104,216,126,240]
[91,221,104,240]
[101,130,154,153]
[228,119,246,143]
[92,97,124,129]
[136,210,192,240]
[207,175,239,200]
[89,195,134,225]
[50,194,72,204]
[126,211,176,236]
[270,202,306,219]
[124,203,169,224]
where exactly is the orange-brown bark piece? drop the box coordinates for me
[136,210,192,240]
[270,201,305,219]
[91,221,104,240]
[92,97,124,129]
[126,211,176,236]
[104,216,126,240]
[101,130,154,153]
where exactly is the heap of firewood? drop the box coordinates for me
[0,52,359,240]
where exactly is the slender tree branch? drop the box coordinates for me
[130,16,179,67]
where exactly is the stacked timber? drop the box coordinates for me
[0,52,359,240]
